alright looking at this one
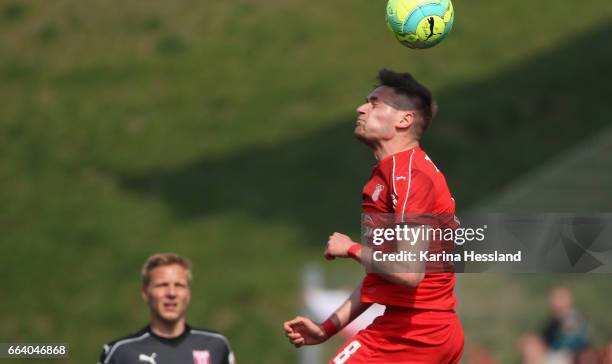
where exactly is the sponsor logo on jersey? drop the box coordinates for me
[138,352,157,364]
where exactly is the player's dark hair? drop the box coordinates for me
[377,69,437,136]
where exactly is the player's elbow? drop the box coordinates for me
[395,272,425,288]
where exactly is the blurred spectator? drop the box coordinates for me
[542,287,589,354]
[518,333,572,364]
[518,287,591,364]
[475,287,603,364]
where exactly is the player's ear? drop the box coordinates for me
[141,286,149,303]
[397,111,415,130]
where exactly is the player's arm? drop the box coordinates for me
[362,232,427,287]
[325,232,426,287]
[283,285,370,347]
[322,284,371,334]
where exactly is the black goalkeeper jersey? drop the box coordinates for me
[98,325,234,364]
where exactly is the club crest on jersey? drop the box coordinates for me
[193,350,211,364]
[372,184,384,202]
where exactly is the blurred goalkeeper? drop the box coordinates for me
[283,69,463,363]
[99,253,235,364]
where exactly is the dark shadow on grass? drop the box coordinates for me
[117,23,612,243]
[123,124,373,239]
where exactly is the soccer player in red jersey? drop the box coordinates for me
[283,69,463,363]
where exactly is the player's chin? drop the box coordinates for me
[354,131,374,146]
[354,128,367,140]
[159,310,184,322]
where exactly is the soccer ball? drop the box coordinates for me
[386,0,455,49]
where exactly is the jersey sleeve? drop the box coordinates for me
[223,342,236,364]
[97,343,114,364]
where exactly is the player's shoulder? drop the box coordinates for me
[98,327,150,363]
[411,147,435,168]
[188,326,232,348]
[103,326,150,348]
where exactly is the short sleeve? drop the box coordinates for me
[97,343,114,364]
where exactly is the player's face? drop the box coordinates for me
[355,86,410,145]
[549,288,573,318]
[142,264,191,323]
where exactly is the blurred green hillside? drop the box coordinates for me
[1,0,611,362]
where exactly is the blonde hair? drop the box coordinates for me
[141,253,192,287]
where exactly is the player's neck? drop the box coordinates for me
[373,139,419,161]
[150,316,186,338]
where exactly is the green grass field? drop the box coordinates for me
[1,0,612,362]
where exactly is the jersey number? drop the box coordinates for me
[333,340,362,364]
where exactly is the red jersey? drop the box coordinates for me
[360,146,458,310]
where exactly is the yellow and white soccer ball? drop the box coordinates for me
[386,0,455,49]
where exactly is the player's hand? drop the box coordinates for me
[283,316,328,347]
[324,232,356,260]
